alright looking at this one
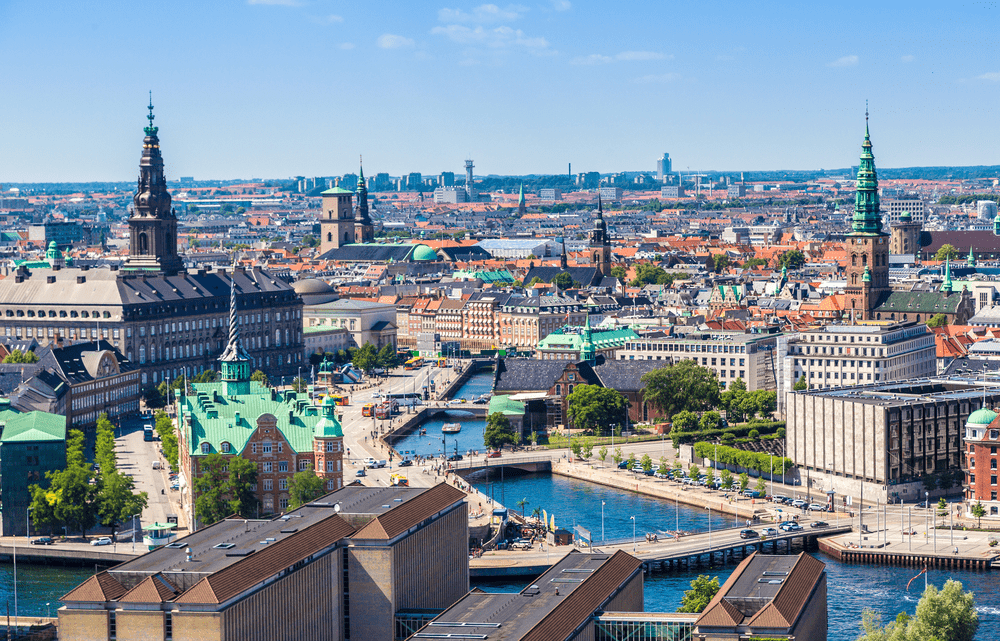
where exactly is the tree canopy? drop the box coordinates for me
[2,349,39,364]
[926,313,948,328]
[353,342,380,375]
[778,249,805,270]
[484,412,518,450]
[934,244,959,262]
[552,271,574,290]
[677,575,720,613]
[641,361,721,417]
[288,465,326,509]
[566,384,628,435]
[859,579,978,641]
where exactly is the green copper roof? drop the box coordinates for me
[411,244,438,261]
[0,408,66,443]
[851,116,883,236]
[488,395,525,417]
[900,210,912,221]
[314,397,343,438]
[968,408,997,426]
[537,325,639,351]
[179,382,327,456]
[452,269,516,284]
[320,187,354,195]
[942,256,953,293]
[967,247,976,268]
[862,266,872,282]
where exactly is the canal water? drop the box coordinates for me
[470,472,1000,641]
[0,562,92,618]
[392,371,494,459]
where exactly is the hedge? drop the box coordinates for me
[693,441,793,476]
[670,421,784,446]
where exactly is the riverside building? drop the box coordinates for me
[0,102,304,389]
[963,407,1000,517]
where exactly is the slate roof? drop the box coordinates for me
[351,483,466,541]
[118,575,180,603]
[921,231,1000,254]
[47,340,137,386]
[439,245,493,262]
[493,358,574,393]
[591,358,663,393]
[522,266,603,288]
[876,291,965,315]
[316,243,416,263]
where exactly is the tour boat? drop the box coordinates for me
[441,423,462,434]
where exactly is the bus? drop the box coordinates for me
[436,358,447,368]
[143,425,154,442]
[362,403,375,417]
[329,394,349,406]
[375,403,392,420]
[404,357,424,370]
[386,392,421,407]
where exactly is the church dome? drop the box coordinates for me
[900,210,911,221]
[292,278,334,295]
[967,408,997,426]
[411,244,438,262]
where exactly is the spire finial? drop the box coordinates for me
[358,155,365,182]
[144,91,158,136]
[865,100,870,138]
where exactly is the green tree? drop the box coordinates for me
[581,438,593,460]
[28,484,59,535]
[678,575,720,613]
[353,342,379,375]
[720,377,748,415]
[673,460,684,478]
[688,464,700,480]
[793,375,808,391]
[288,464,326,509]
[610,266,627,280]
[516,498,528,519]
[155,410,179,471]
[642,361,721,418]
[2,349,39,364]
[484,412,517,450]
[251,370,269,387]
[291,377,308,393]
[526,276,543,287]
[570,438,582,459]
[671,410,699,432]
[748,428,760,440]
[742,257,769,269]
[97,471,148,542]
[754,476,767,494]
[94,413,117,474]
[143,384,166,408]
[613,447,623,470]
[552,271,574,290]
[721,432,736,445]
[626,452,637,469]
[598,445,608,466]
[711,254,730,273]
[228,456,259,518]
[658,456,669,475]
[640,453,653,473]
[738,472,750,493]
[566,384,628,435]
[860,579,978,641]
[194,454,231,525]
[778,249,805,270]
[699,411,722,432]
[934,244,959,262]
[926,314,948,328]
[971,502,986,528]
[937,497,947,517]
[720,469,734,489]
[377,343,400,371]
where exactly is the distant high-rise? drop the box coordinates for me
[656,153,671,181]
[439,171,455,187]
[464,159,476,201]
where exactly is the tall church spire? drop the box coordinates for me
[851,107,882,235]
[353,155,373,242]
[123,95,185,276]
[219,261,251,389]
[942,256,953,294]
[517,184,526,215]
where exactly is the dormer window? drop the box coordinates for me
[201,442,211,454]
[221,442,231,454]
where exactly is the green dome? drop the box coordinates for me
[411,244,438,261]
[900,210,911,221]
[967,408,997,426]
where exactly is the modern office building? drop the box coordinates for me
[0,404,66,536]
[619,332,781,391]
[786,376,1000,503]
[881,198,925,225]
[598,186,623,202]
[59,483,468,641]
[656,153,671,181]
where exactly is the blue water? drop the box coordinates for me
[470,473,1000,640]
[0,562,93,617]
[393,411,487,459]
[452,370,494,399]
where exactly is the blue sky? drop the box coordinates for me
[1,0,998,182]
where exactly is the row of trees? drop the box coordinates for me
[693,441,793,476]
[30,414,148,539]
[154,410,179,471]
[351,342,400,375]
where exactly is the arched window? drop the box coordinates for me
[327,232,332,242]
[851,254,857,266]
[344,232,350,243]
[138,232,149,255]
[201,442,211,454]
[139,345,146,364]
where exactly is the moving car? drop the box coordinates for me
[447,454,463,462]
[90,537,113,546]
[487,451,502,458]
[780,522,803,532]
[355,468,367,477]
[810,521,829,528]
[762,527,779,537]
[739,529,758,540]
[31,537,54,545]
[807,503,827,512]
[398,458,413,467]
[363,457,377,468]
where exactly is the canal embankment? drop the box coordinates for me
[818,529,1000,570]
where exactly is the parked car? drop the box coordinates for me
[617,461,630,469]
[643,469,656,476]
[772,495,789,503]
[169,482,180,490]
[791,499,807,508]
[807,503,827,512]
[810,521,829,528]
[743,490,762,498]
[447,454,463,462]
[739,529,758,540]
[398,458,413,467]
[90,537,113,546]
[762,527,778,537]
[654,471,668,479]
[31,537,54,545]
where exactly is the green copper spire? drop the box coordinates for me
[314,396,344,438]
[219,261,252,392]
[851,109,882,235]
[144,91,158,136]
[580,314,596,365]
[518,183,525,204]
[968,247,977,268]
[942,256,953,294]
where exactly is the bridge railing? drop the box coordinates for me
[590,525,851,553]
[450,454,556,471]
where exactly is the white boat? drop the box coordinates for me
[442,423,462,433]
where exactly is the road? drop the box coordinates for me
[114,415,186,533]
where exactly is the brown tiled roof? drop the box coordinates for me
[174,513,355,606]
[521,550,642,641]
[352,483,466,541]
[746,553,825,630]
[118,575,179,604]
[61,571,127,603]
[695,554,756,628]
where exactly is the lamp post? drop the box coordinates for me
[706,504,712,565]
[601,501,606,542]
[770,452,774,499]
[25,506,31,541]
[675,493,679,539]
[631,515,636,552]
[925,491,929,543]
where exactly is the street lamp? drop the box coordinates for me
[631,515,636,552]
[25,506,31,541]
[706,504,712,564]
[925,491,929,542]
[601,501,606,542]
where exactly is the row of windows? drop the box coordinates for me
[4,308,111,319]
[624,342,750,354]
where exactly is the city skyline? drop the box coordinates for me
[2,1,999,182]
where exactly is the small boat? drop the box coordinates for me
[442,423,462,434]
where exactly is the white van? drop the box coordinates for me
[152,461,161,470]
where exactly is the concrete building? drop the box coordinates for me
[656,152,671,181]
[433,186,467,204]
[539,188,562,202]
[475,239,561,260]
[881,198,925,225]
[727,183,746,198]
[783,322,935,393]
[661,184,685,198]
[303,299,397,353]
[599,186,623,202]
[499,295,587,351]
[0,404,66,536]
[786,376,1000,503]
[977,200,998,221]
[963,407,1000,517]
[619,332,781,392]
[890,210,922,256]
[59,483,468,641]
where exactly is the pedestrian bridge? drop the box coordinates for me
[451,454,554,476]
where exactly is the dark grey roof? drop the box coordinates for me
[942,357,1000,377]
[494,358,575,393]
[591,358,663,393]
[439,245,493,262]
[48,340,137,386]
[317,244,414,263]
[523,266,602,288]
